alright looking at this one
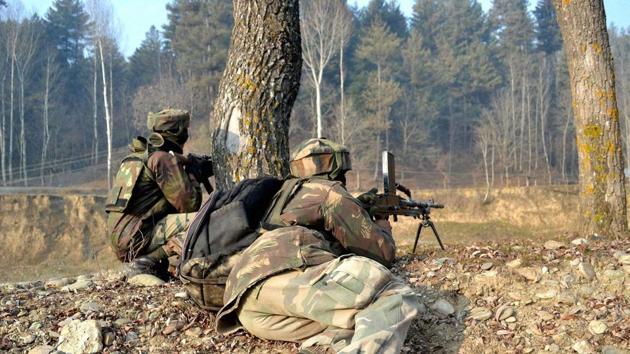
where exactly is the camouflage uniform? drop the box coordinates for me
[216,139,420,354]
[106,109,201,264]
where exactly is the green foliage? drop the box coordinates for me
[1,0,629,190]
[489,0,534,53]
[164,0,233,121]
[534,0,562,54]
[360,0,408,38]
[44,0,90,67]
[129,26,164,91]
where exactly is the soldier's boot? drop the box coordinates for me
[126,248,169,280]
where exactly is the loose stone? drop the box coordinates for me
[588,320,607,335]
[469,307,492,321]
[430,299,455,316]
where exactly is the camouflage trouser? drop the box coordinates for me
[145,213,196,267]
[236,256,420,354]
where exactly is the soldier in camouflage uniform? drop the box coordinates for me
[105,109,202,276]
[215,138,420,354]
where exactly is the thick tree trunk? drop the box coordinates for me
[211,0,301,188]
[553,0,627,237]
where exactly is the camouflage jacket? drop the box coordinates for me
[107,146,202,261]
[216,178,395,334]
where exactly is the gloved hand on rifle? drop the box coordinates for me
[185,153,214,193]
[356,187,388,220]
[357,187,378,207]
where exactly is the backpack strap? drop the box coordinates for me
[260,178,306,230]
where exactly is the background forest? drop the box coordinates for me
[0,0,629,190]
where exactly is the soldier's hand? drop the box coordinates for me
[375,219,392,234]
[357,187,378,206]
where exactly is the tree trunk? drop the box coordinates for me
[553,0,627,237]
[109,50,114,143]
[99,41,113,190]
[18,70,26,185]
[339,44,345,145]
[9,44,15,182]
[539,56,553,184]
[93,54,98,163]
[481,138,490,203]
[41,56,51,185]
[562,103,571,183]
[315,68,323,138]
[0,76,5,185]
[211,0,301,188]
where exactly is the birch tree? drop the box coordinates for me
[553,0,627,237]
[86,0,115,189]
[15,18,38,185]
[301,0,346,138]
[41,53,60,184]
[336,2,352,145]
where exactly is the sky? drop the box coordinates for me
[20,0,630,58]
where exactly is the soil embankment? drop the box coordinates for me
[1,186,579,282]
[0,193,117,282]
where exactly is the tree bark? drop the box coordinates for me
[211,0,301,188]
[553,0,627,237]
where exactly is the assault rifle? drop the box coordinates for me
[358,151,445,253]
[170,152,214,194]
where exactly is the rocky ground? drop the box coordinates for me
[1,237,629,354]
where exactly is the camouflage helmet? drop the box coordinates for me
[290,138,351,180]
[147,109,190,134]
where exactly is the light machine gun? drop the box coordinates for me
[359,151,445,253]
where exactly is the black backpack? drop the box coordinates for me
[178,176,291,310]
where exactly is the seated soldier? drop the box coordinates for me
[105,109,202,277]
[215,138,420,354]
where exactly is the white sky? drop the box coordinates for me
[19,0,630,58]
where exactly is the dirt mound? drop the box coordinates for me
[0,194,117,282]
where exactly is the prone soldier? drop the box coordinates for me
[105,109,205,277]
[214,138,421,354]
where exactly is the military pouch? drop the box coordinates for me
[105,157,145,213]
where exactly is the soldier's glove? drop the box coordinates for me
[357,188,378,207]
[186,153,214,193]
